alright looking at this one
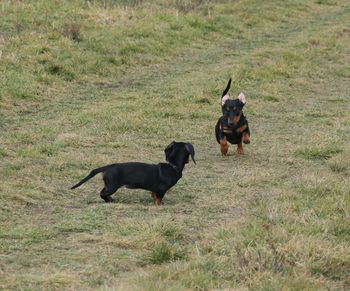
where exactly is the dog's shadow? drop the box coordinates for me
[84,189,195,206]
[218,150,252,158]
[221,152,234,157]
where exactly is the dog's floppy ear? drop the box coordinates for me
[238,92,246,105]
[164,141,176,161]
[185,143,196,164]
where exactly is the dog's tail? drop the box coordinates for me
[222,78,232,97]
[71,165,110,189]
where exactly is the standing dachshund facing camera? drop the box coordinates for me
[215,78,250,155]
[71,142,196,205]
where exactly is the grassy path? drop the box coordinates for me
[0,1,349,290]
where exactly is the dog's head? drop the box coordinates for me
[164,141,196,167]
[220,78,246,127]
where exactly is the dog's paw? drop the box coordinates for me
[242,133,250,144]
[221,150,228,156]
[220,139,229,156]
[237,144,244,155]
[104,197,114,203]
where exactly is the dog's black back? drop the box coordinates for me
[71,142,195,204]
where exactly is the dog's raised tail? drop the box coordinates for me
[222,78,232,97]
[71,165,110,189]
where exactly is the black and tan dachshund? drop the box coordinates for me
[215,78,250,155]
[71,141,196,205]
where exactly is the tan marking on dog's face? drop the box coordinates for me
[233,113,241,126]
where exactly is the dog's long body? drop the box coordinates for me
[215,78,250,155]
[71,142,195,204]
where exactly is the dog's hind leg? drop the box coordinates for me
[100,175,119,203]
[100,187,115,203]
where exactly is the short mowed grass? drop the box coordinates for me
[1,0,349,290]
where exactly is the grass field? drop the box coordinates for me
[0,0,349,289]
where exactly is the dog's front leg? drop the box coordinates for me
[100,187,115,203]
[220,136,229,156]
[151,192,164,206]
[237,124,250,144]
[237,142,244,155]
[236,124,247,133]
[242,132,250,144]
[151,192,158,205]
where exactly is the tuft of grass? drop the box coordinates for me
[62,23,82,42]
[311,256,350,282]
[316,0,337,5]
[173,0,208,13]
[329,163,348,174]
[144,242,187,265]
[0,148,9,157]
[195,97,211,104]
[45,63,76,81]
[295,146,343,160]
[328,153,350,175]
[262,95,280,102]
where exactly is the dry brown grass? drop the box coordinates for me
[0,0,349,290]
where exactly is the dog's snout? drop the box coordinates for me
[228,111,235,127]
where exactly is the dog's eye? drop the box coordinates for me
[226,107,230,111]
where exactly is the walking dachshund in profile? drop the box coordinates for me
[71,141,196,205]
[215,78,250,155]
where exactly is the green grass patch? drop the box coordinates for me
[0,0,349,289]
[295,146,343,160]
[144,242,187,265]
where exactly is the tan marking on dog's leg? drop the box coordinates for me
[236,124,247,133]
[220,136,229,156]
[237,143,244,155]
[155,198,162,206]
[151,192,157,205]
[242,132,250,144]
